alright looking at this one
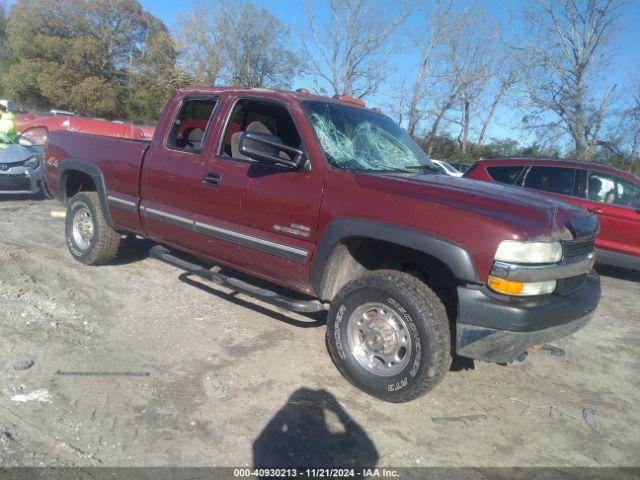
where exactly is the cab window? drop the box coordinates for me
[220,99,301,160]
[166,97,218,153]
[523,166,576,195]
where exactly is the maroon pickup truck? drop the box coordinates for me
[45,87,601,402]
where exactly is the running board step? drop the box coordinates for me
[149,245,328,313]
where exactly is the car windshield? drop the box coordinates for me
[303,101,436,173]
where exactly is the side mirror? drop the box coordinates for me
[239,131,305,169]
[18,135,34,147]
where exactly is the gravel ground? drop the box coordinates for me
[0,196,639,467]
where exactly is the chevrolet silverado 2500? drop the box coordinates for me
[45,87,601,402]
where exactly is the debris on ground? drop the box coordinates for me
[205,371,231,399]
[11,389,52,404]
[583,407,600,433]
[13,359,34,371]
[542,344,566,357]
[49,211,66,219]
[509,397,577,420]
[55,370,150,377]
[431,415,488,424]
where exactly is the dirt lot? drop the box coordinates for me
[1,195,639,468]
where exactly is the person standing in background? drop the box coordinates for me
[0,104,18,142]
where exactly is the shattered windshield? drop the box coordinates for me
[303,101,436,173]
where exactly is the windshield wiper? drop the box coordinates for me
[404,164,440,174]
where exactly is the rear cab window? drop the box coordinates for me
[166,96,218,153]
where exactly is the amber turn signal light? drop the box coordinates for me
[488,276,524,295]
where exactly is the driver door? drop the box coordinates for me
[196,96,325,292]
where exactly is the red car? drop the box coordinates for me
[465,158,640,270]
[17,116,147,146]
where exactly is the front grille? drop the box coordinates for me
[562,237,595,263]
[556,274,587,296]
[554,236,595,297]
[0,174,31,191]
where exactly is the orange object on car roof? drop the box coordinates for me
[332,95,366,108]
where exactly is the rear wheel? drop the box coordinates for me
[326,270,451,403]
[65,192,121,265]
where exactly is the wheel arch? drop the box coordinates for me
[58,159,113,227]
[311,218,478,301]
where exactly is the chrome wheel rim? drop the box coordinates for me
[347,302,412,377]
[72,206,94,251]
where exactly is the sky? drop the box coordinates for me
[139,0,640,146]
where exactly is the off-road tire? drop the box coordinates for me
[65,192,120,265]
[326,270,451,403]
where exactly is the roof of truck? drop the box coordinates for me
[175,86,383,113]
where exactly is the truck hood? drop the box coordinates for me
[0,143,35,164]
[356,173,597,241]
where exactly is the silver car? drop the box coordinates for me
[0,132,44,195]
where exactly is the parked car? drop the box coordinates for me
[49,109,77,117]
[45,87,600,402]
[449,162,471,174]
[18,116,147,147]
[430,158,463,177]
[0,132,44,195]
[465,158,640,270]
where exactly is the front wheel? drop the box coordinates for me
[65,192,121,265]
[326,270,451,403]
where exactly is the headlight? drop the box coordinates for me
[24,156,40,169]
[488,276,557,296]
[494,240,562,264]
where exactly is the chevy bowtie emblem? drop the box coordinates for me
[273,223,311,237]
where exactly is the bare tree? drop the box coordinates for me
[176,0,298,88]
[175,2,223,85]
[629,78,640,172]
[448,25,494,154]
[300,0,409,99]
[477,68,519,146]
[517,0,622,160]
[404,0,461,137]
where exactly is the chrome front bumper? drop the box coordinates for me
[490,254,596,282]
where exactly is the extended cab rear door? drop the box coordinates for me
[140,93,220,253]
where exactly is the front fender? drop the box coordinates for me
[311,217,478,295]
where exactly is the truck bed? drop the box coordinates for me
[45,130,149,205]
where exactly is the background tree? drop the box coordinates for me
[176,0,299,89]
[403,0,462,137]
[447,14,494,155]
[300,0,409,99]
[516,0,622,160]
[1,0,182,121]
